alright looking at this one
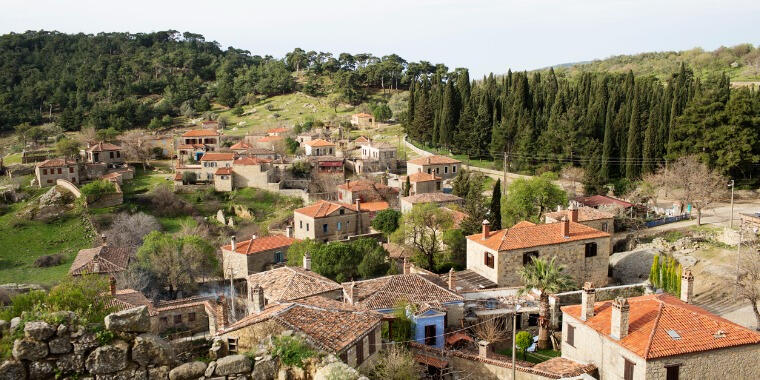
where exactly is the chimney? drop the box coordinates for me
[109,276,117,296]
[581,282,596,321]
[303,252,312,271]
[355,199,363,233]
[230,235,236,250]
[681,269,694,303]
[251,234,257,241]
[217,296,229,330]
[345,179,350,187]
[610,297,630,340]
[249,284,265,313]
[478,340,491,358]
[569,204,579,223]
[448,268,455,290]
[561,217,570,238]
[285,226,293,238]
[344,282,359,305]
[481,220,490,240]
[556,205,562,212]
[402,258,410,275]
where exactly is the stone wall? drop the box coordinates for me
[55,179,82,198]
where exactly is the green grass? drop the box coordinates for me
[158,215,197,233]
[0,201,93,285]
[497,348,561,364]
[122,168,173,196]
[2,152,21,165]
[407,139,502,171]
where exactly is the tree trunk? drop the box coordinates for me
[751,299,760,331]
[537,292,550,350]
[697,208,702,225]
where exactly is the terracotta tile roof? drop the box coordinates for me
[87,142,122,152]
[174,173,183,181]
[101,172,122,180]
[440,269,498,292]
[383,243,412,259]
[562,294,760,359]
[182,129,219,137]
[402,193,462,204]
[107,289,155,315]
[233,157,271,166]
[545,206,615,222]
[214,167,233,175]
[407,155,461,166]
[257,136,283,143]
[345,274,463,310]
[445,332,475,346]
[353,113,373,118]
[294,200,358,219]
[415,353,448,368]
[511,221,537,228]
[177,144,195,150]
[443,207,468,228]
[69,245,132,276]
[247,148,276,155]
[229,141,253,150]
[246,266,342,302]
[37,158,76,168]
[337,179,391,192]
[220,298,381,354]
[354,136,369,143]
[532,357,599,378]
[359,201,389,212]
[200,152,235,161]
[267,127,288,133]
[467,220,610,251]
[575,195,633,209]
[404,172,441,183]
[305,139,335,147]
[222,235,296,255]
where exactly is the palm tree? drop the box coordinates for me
[518,256,574,350]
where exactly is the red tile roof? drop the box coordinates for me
[562,294,760,359]
[359,201,389,212]
[337,179,391,192]
[229,141,253,150]
[467,220,609,251]
[200,152,235,161]
[87,142,122,152]
[37,158,76,168]
[532,357,599,377]
[355,136,369,143]
[69,245,131,276]
[345,273,463,310]
[174,173,183,181]
[415,353,448,368]
[294,200,358,218]
[222,235,296,255]
[182,129,219,137]
[511,221,537,228]
[545,206,615,222]
[402,193,463,204]
[305,139,335,147]
[246,266,342,302]
[575,195,633,209]
[267,127,288,133]
[353,113,373,118]
[214,167,233,175]
[233,157,271,166]
[405,172,441,183]
[408,155,461,165]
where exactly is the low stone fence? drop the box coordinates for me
[55,179,82,198]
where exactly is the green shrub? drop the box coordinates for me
[81,180,117,201]
[272,335,316,368]
[515,331,533,360]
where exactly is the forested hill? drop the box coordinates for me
[548,44,760,82]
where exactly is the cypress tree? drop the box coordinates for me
[439,80,455,148]
[403,176,410,197]
[601,95,615,182]
[650,255,660,288]
[406,80,415,132]
[489,179,502,230]
[626,91,641,179]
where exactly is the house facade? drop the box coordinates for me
[407,155,461,180]
[403,172,442,195]
[401,193,463,213]
[350,113,374,128]
[293,200,370,242]
[199,152,234,182]
[337,179,397,205]
[178,129,220,160]
[84,142,124,166]
[305,139,336,156]
[35,158,80,187]
[466,219,611,287]
[545,205,615,233]
[221,234,296,279]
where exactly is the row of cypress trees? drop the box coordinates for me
[649,254,683,296]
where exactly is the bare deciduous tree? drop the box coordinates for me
[120,130,153,170]
[738,247,760,330]
[471,317,510,345]
[560,166,585,197]
[648,156,727,224]
[104,212,162,253]
[369,345,421,380]
[392,203,453,270]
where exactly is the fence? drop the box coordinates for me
[645,214,690,228]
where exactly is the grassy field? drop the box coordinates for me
[407,139,503,170]
[497,348,561,364]
[2,152,21,165]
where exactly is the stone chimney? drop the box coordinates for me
[561,216,570,238]
[481,219,490,240]
[285,226,293,238]
[681,269,694,304]
[109,276,117,296]
[448,268,455,290]
[478,340,491,358]
[402,258,410,275]
[303,252,312,271]
[610,297,630,340]
[249,284,265,313]
[581,282,596,321]
[251,234,257,241]
[344,282,359,305]
[230,235,236,250]
[217,296,229,330]
[569,204,579,223]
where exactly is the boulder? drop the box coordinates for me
[24,321,56,341]
[48,336,73,354]
[10,317,21,332]
[96,364,148,380]
[85,341,129,374]
[72,331,99,355]
[55,353,85,373]
[214,354,252,376]
[168,361,207,380]
[49,310,77,324]
[12,338,48,361]
[132,333,175,366]
[0,360,26,380]
[104,306,151,333]
[148,366,171,380]
[205,361,217,377]
[208,337,227,360]
[251,357,278,380]
[0,320,8,333]
[29,361,54,379]
[56,324,68,337]
[314,361,361,380]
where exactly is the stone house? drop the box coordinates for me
[199,152,234,182]
[218,294,382,369]
[407,155,461,180]
[573,194,635,216]
[213,167,233,191]
[561,280,760,380]
[312,156,345,176]
[245,264,343,304]
[360,141,396,163]
[466,219,611,288]
[293,200,370,242]
[296,132,321,147]
[178,129,220,160]
[35,158,79,187]
[229,157,276,190]
[350,112,374,128]
[402,172,442,195]
[266,127,288,136]
[544,205,615,233]
[220,234,297,279]
[83,142,124,166]
[304,139,336,156]
[69,244,131,276]
[337,179,398,206]
[229,140,254,154]
[401,192,463,213]
[254,135,284,150]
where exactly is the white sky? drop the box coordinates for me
[2,0,759,77]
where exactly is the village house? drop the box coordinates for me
[337,179,398,206]
[360,141,396,162]
[229,156,277,190]
[293,200,371,242]
[221,234,297,279]
[253,135,284,150]
[342,268,464,349]
[245,262,343,303]
[402,172,442,195]
[83,142,124,166]
[312,156,345,176]
[573,194,635,216]
[354,136,370,146]
[199,152,235,182]
[350,113,375,128]
[266,127,289,136]
[229,140,254,154]
[305,139,336,156]
[213,167,233,191]
[401,192,463,213]
[407,155,461,180]
[545,205,615,233]
[561,278,760,380]
[137,134,174,158]
[218,294,382,369]
[466,219,611,287]
[178,129,220,160]
[295,132,321,147]
[35,158,79,187]
[228,142,276,160]
[69,244,132,276]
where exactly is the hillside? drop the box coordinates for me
[549,44,760,82]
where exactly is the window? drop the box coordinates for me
[57,168,62,174]
[42,169,47,175]
[453,165,457,173]
[444,166,448,174]
[274,251,284,263]
[585,242,598,258]
[424,325,436,346]
[340,351,348,363]
[623,358,635,380]
[666,365,680,380]
[116,151,121,158]
[566,324,575,347]
[174,315,182,324]
[601,222,608,232]
[160,317,168,325]
[427,168,431,174]
[188,312,196,322]
[528,313,539,326]
[523,251,539,265]
[322,224,328,233]
[339,209,345,215]
[47,179,53,184]
[514,313,522,328]
[306,223,309,232]
[435,167,439,174]
[300,220,303,229]
[109,152,114,159]
[484,252,495,268]
[356,337,364,365]
[228,338,238,354]
[436,181,441,190]
[69,167,74,173]
[368,328,376,354]
[337,222,342,231]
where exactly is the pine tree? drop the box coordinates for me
[626,91,642,179]
[403,176,410,197]
[489,179,502,230]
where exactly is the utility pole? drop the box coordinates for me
[503,152,508,196]
[729,180,735,229]
[735,227,742,300]
[227,264,237,321]
[512,303,521,380]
